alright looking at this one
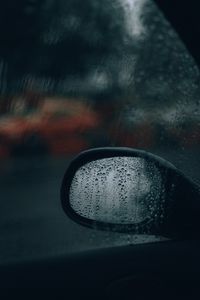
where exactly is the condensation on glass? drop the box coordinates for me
[69,157,164,225]
[0,0,199,161]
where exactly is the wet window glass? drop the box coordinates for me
[0,0,199,262]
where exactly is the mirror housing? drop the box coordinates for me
[61,147,200,239]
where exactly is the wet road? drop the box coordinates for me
[0,148,200,264]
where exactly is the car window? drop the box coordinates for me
[0,0,199,263]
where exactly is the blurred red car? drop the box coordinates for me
[0,97,100,157]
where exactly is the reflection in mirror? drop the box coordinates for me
[69,157,164,225]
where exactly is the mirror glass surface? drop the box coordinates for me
[69,156,164,224]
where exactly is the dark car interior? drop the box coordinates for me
[0,0,200,299]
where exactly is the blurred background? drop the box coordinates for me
[0,0,199,160]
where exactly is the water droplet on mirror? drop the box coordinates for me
[68,156,165,231]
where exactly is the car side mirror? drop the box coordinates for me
[61,147,200,239]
